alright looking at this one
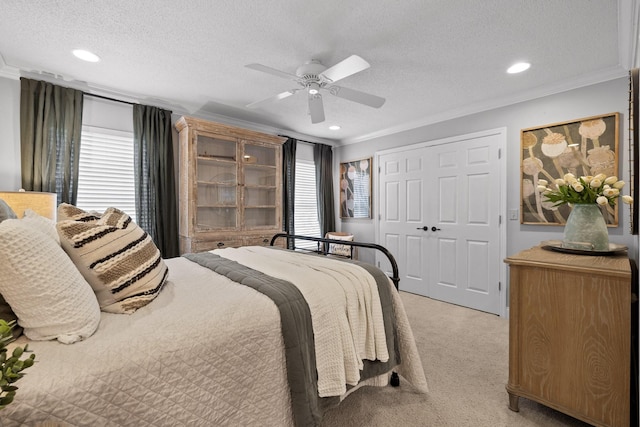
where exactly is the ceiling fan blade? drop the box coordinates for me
[320,55,370,83]
[329,85,386,108]
[246,90,297,108]
[245,63,299,81]
[308,94,325,124]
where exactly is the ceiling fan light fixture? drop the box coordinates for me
[308,82,320,95]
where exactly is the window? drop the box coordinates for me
[76,125,137,221]
[352,169,371,218]
[294,159,321,249]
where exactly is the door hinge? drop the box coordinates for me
[498,148,501,159]
[498,282,502,291]
[499,214,502,225]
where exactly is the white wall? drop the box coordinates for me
[83,96,133,131]
[335,77,638,262]
[0,77,21,191]
[297,141,314,161]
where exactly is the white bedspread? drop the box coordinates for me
[214,246,388,397]
[1,254,428,427]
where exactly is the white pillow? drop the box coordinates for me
[0,218,100,344]
[326,232,355,257]
[23,208,60,244]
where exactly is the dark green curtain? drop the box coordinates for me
[20,78,83,204]
[282,137,297,249]
[133,105,179,258]
[313,143,335,237]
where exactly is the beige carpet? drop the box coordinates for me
[320,291,591,427]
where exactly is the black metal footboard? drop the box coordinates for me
[269,233,400,290]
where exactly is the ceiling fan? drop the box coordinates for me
[245,55,385,124]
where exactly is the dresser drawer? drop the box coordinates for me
[193,239,243,252]
[244,235,275,247]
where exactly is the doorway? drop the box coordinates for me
[376,128,506,315]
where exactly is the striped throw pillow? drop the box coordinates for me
[57,202,102,222]
[57,207,168,314]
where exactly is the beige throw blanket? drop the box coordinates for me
[214,246,389,397]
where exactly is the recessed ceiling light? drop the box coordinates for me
[507,62,530,74]
[329,125,341,130]
[72,49,100,62]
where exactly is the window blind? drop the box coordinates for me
[76,125,137,222]
[294,159,321,249]
[353,168,370,218]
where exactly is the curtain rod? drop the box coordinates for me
[278,134,322,145]
[84,92,136,106]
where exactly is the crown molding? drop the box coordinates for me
[0,64,335,146]
[2,54,626,148]
[340,65,628,146]
[176,108,336,146]
[0,57,20,80]
[619,0,639,69]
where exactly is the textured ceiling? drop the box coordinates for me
[0,0,637,144]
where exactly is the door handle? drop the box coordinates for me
[416,226,429,231]
[431,226,441,231]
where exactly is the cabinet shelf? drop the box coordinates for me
[244,184,276,189]
[197,155,236,162]
[197,181,236,186]
[244,164,276,169]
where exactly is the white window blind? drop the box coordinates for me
[76,125,137,222]
[294,159,321,250]
[353,168,370,218]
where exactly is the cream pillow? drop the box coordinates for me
[326,232,355,257]
[0,218,101,344]
[0,199,20,337]
[57,207,168,314]
[23,208,60,244]
[0,209,59,340]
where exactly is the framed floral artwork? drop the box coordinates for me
[339,157,372,219]
[520,112,620,225]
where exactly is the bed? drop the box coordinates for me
[0,205,428,427]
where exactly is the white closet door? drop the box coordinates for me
[378,131,502,314]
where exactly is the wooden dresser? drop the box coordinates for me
[505,245,637,427]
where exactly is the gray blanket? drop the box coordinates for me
[184,251,399,427]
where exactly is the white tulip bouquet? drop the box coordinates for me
[537,173,633,207]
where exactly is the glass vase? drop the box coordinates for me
[562,204,609,251]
